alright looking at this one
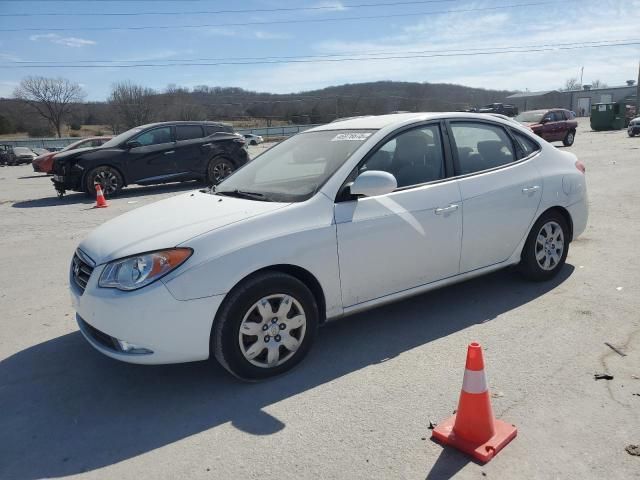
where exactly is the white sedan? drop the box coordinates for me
[243,133,264,145]
[71,113,588,380]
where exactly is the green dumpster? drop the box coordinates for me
[590,102,625,130]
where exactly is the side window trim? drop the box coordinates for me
[335,120,454,202]
[444,119,523,177]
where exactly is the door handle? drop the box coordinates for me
[435,204,459,215]
[201,143,212,148]
[522,185,540,194]
[164,150,175,155]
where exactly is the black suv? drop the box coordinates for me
[52,121,249,197]
[477,103,519,117]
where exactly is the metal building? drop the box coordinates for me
[506,83,637,116]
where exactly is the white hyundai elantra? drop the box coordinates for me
[71,113,587,380]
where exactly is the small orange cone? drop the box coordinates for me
[431,342,517,463]
[94,183,108,208]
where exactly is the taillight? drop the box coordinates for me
[575,160,585,174]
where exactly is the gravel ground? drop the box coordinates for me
[1,124,639,480]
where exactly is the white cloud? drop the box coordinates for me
[204,27,292,40]
[254,31,292,40]
[0,80,19,97]
[310,1,347,12]
[251,1,640,93]
[29,33,96,48]
[203,27,239,37]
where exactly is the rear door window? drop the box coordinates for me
[449,122,516,175]
[176,125,204,141]
[205,124,233,135]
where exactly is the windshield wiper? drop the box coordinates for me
[215,189,270,201]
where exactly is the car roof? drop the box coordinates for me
[307,112,522,131]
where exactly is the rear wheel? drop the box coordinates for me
[519,211,569,281]
[562,130,575,146]
[206,157,234,185]
[85,166,123,196]
[212,272,319,381]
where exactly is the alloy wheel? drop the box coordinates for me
[535,221,564,271]
[238,294,307,368]
[94,170,119,195]
[211,160,233,183]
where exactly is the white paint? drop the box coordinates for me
[73,113,589,365]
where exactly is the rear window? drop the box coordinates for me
[176,125,204,141]
[205,124,233,135]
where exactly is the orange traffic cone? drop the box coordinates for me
[94,183,108,208]
[431,342,517,463]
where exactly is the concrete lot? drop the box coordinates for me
[1,124,639,479]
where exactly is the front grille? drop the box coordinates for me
[72,250,94,294]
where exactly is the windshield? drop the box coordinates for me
[515,111,545,123]
[216,129,376,202]
[100,127,145,148]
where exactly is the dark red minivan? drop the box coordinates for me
[515,109,577,146]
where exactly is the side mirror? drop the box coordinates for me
[126,140,141,149]
[350,170,397,197]
[541,117,552,123]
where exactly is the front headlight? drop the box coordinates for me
[98,248,192,291]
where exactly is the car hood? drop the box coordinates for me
[33,152,54,163]
[79,191,290,265]
[54,146,102,162]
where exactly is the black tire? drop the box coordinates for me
[629,131,636,138]
[519,211,570,281]
[206,157,234,185]
[85,166,123,197]
[212,272,319,381]
[250,140,258,146]
[562,130,575,146]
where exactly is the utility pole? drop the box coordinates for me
[636,60,640,116]
[579,66,584,86]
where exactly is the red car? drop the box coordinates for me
[32,136,112,173]
[515,109,577,146]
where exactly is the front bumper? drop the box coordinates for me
[72,263,225,364]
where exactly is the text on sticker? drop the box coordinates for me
[331,133,372,141]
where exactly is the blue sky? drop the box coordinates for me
[0,0,638,100]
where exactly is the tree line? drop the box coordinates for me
[1,76,517,137]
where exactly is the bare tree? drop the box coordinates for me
[108,81,156,129]
[561,77,582,91]
[13,76,85,137]
[590,79,608,89]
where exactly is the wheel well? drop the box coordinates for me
[82,164,127,190]
[540,206,573,242]
[233,265,327,323]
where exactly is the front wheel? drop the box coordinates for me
[519,211,569,281]
[206,157,234,185]
[212,272,319,381]
[85,166,123,197]
[563,130,575,146]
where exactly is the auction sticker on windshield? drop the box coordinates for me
[331,133,372,141]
